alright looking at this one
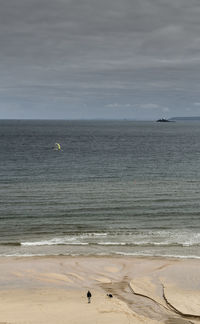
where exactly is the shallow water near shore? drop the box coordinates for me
[1,120,200,257]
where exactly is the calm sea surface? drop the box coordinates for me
[0,120,200,258]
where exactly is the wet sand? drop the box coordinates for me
[0,256,199,324]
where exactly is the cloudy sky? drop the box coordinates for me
[1,0,200,119]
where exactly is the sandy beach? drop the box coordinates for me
[0,256,199,324]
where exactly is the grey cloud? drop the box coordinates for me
[1,0,200,119]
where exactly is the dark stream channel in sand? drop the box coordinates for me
[101,278,196,324]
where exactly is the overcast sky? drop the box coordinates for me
[1,0,200,120]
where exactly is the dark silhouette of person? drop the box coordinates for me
[87,290,92,303]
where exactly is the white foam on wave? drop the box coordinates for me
[113,251,200,259]
[18,230,200,251]
[96,241,184,246]
[21,238,88,246]
[133,230,200,247]
[97,242,126,245]
[21,233,109,246]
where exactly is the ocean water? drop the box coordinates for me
[0,120,200,258]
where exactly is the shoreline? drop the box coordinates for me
[1,252,200,259]
[0,256,200,323]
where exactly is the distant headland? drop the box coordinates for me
[157,116,200,122]
[169,116,200,121]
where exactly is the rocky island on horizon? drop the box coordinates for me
[170,116,200,121]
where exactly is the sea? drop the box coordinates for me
[0,120,200,258]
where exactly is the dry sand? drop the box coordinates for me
[0,256,199,324]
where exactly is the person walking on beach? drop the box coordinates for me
[87,290,92,303]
